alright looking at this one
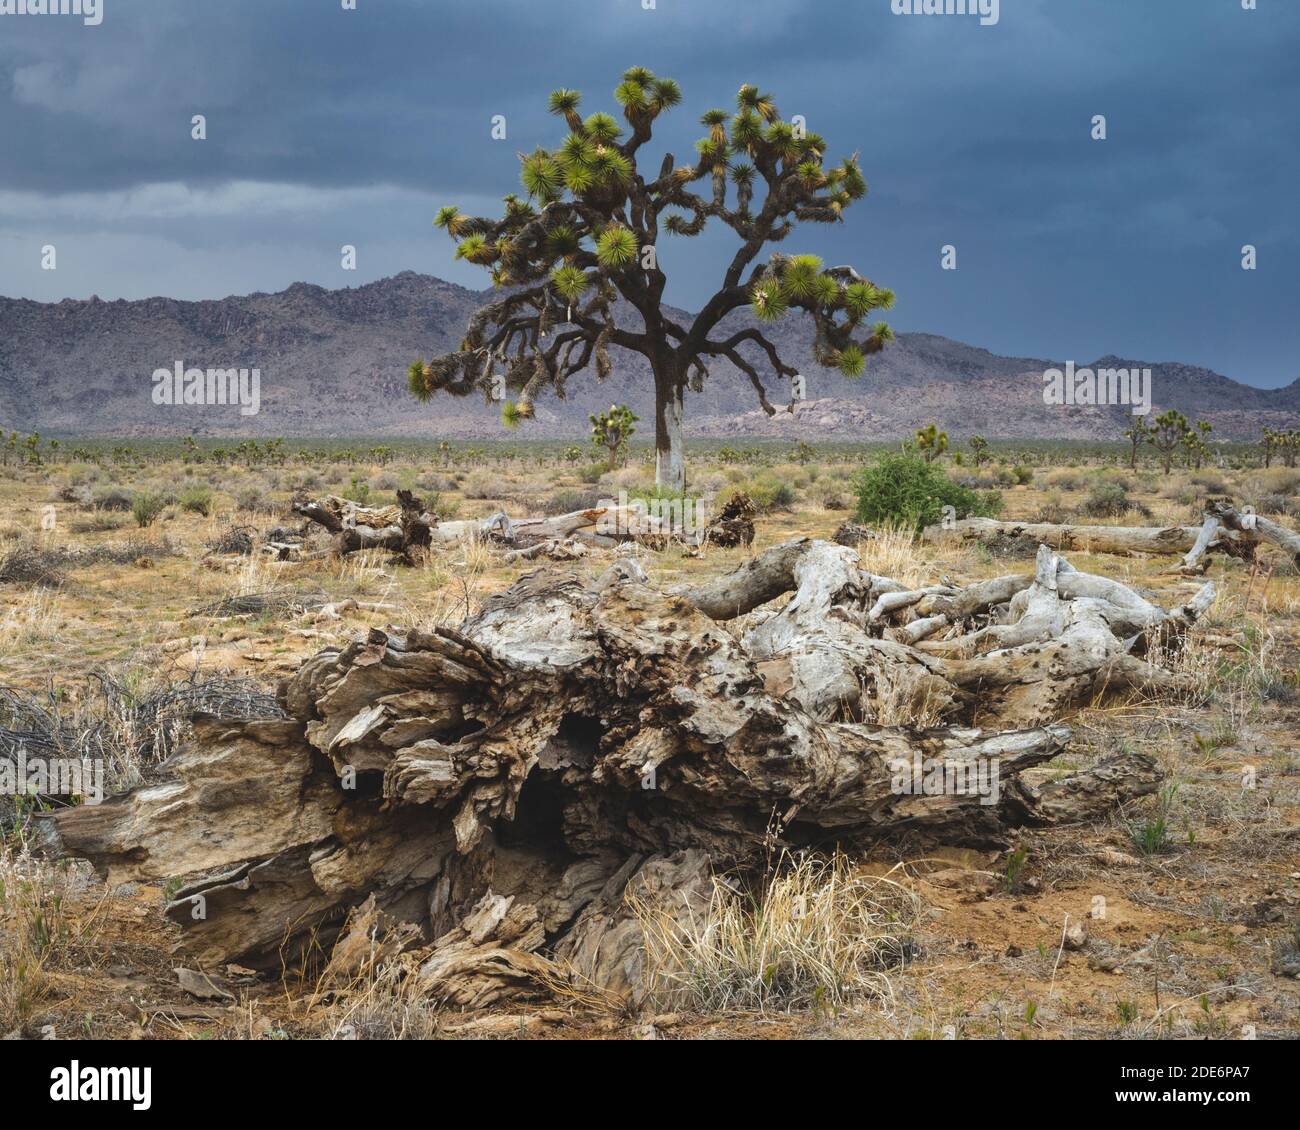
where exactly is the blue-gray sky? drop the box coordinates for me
[0,0,1296,387]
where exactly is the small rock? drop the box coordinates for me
[1094,848,1141,868]
[1063,920,1089,950]
[175,967,234,1001]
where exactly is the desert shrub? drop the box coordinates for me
[235,487,282,515]
[206,525,256,555]
[1257,493,1300,519]
[547,488,605,514]
[855,453,1000,533]
[1012,464,1034,485]
[131,492,167,528]
[1078,480,1131,519]
[425,492,461,521]
[80,537,177,567]
[745,476,797,513]
[179,484,213,516]
[976,489,1005,517]
[413,472,455,494]
[69,514,126,535]
[1035,492,1069,524]
[1046,470,1082,491]
[0,543,66,587]
[341,475,372,505]
[55,484,93,507]
[91,485,133,512]
[1190,471,1230,495]
[460,469,499,499]
[577,462,606,485]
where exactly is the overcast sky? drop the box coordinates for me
[0,0,1296,387]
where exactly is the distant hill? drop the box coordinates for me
[2,272,1296,440]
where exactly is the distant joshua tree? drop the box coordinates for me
[1146,409,1191,475]
[1182,419,1213,471]
[914,423,949,463]
[408,67,894,492]
[1263,426,1299,469]
[968,434,989,467]
[590,403,638,470]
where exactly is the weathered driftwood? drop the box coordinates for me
[41,537,1204,1007]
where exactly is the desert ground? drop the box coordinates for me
[1,438,1298,1040]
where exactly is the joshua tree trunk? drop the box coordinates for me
[654,361,686,494]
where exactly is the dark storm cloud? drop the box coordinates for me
[0,0,1296,386]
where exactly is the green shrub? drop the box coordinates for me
[179,484,213,516]
[1079,480,1129,519]
[426,491,461,521]
[854,453,1000,533]
[132,492,167,528]
[547,487,604,514]
[341,474,371,505]
[746,475,797,512]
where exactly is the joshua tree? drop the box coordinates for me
[1279,429,1300,469]
[1123,418,1151,470]
[408,67,894,492]
[1146,409,1190,475]
[968,434,989,467]
[914,423,949,463]
[1182,419,1213,471]
[1263,426,1280,469]
[1261,425,1298,469]
[590,403,638,471]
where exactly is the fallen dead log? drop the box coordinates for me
[924,515,1251,560]
[293,491,738,559]
[1205,501,1299,569]
[292,489,435,561]
[40,537,1202,1007]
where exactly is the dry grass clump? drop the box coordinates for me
[0,845,104,1034]
[853,526,937,588]
[314,961,443,1041]
[635,852,918,1014]
[0,586,61,649]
